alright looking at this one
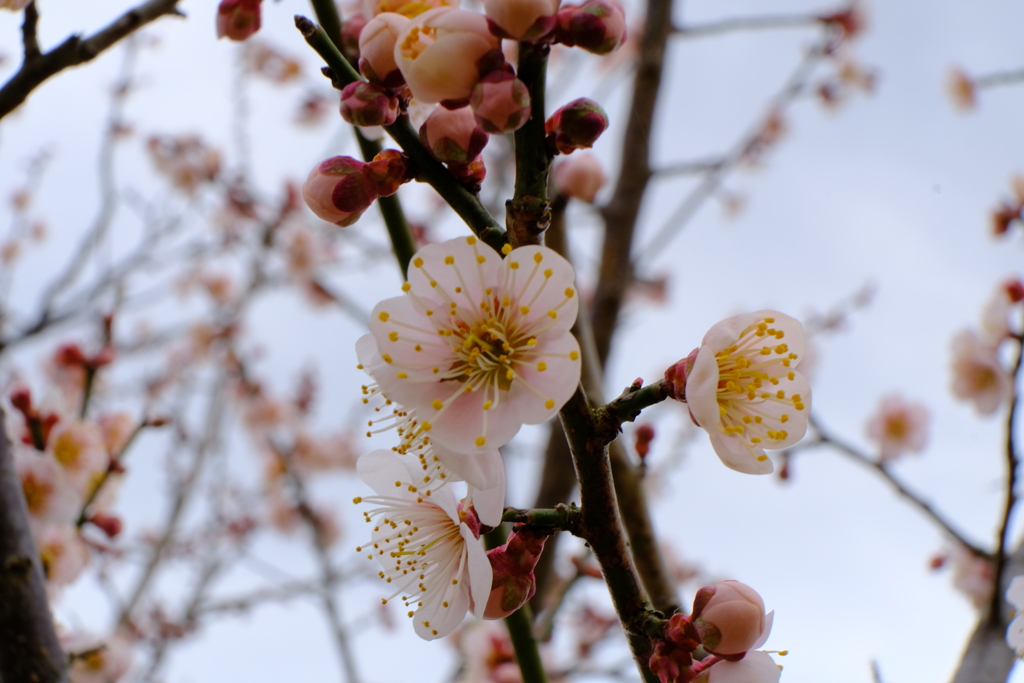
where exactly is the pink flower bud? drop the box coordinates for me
[691,580,768,656]
[364,0,455,20]
[340,82,400,127]
[555,0,626,55]
[364,149,414,197]
[420,105,490,163]
[394,8,501,104]
[302,156,380,227]
[450,157,487,193]
[484,0,560,41]
[341,13,369,64]
[89,512,123,539]
[553,152,606,202]
[470,72,531,134]
[216,0,262,42]
[359,13,410,87]
[545,97,608,153]
[483,526,548,619]
[663,347,699,401]
[663,613,701,651]
[648,640,693,683]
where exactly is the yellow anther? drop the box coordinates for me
[534,253,543,263]
[501,243,512,255]
[506,369,514,380]
[751,437,762,443]
[426,310,434,316]
[466,235,477,245]
[444,255,455,265]
[431,400,443,410]
[502,297,511,307]
[401,282,411,292]
[719,405,727,415]
[382,354,393,363]
[520,305,530,315]
[775,344,788,354]
[775,330,785,339]
[764,317,775,323]
[769,377,779,385]
[776,390,785,399]
[413,257,424,267]
[510,262,520,270]
[791,394,802,401]
[415,344,422,352]
[536,361,547,372]
[527,338,538,346]
[787,372,795,380]
[781,414,789,423]
[742,416,752,424]
[455,287,462,293]
[545,399,555,409]
[757,454,768,461]
[569,351,579,360]
[475,436,486,447]
[483,401,492,410]
[544,269,553,278]
[432,367,439,374]
[389,331,399,342]
[379,312,390,322]
[430,280,437,287]
[782,358,791,367]
[397,372,408,379]
[754,416,763,423]
[548,310,557,319]
[353,497,363,504]
[760,346,772,355]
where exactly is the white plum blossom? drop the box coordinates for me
[363,235,581,454]
[65,630,134,683]
[48,419,107,493]
[701,651,781,683]
[1006,575,1024,657]
[950,329,1012,416]
[685,311,810,474]
[948,543,994,609]
[865,394,929,462]
[354,449,495,640]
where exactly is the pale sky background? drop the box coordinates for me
[1,1,1024,682]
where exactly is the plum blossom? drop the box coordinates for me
[1006,575,1024,656]
[682,311,810,475]
[15,451,76,526]
[950,329,1011,416]
[354,449,494,639]
[48,419,107,493]
[696,651,781,683]
[65,630,134,683]
[865,394,929,462]
[362,235,581,454]
[692,580,771,656]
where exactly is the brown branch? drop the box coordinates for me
[22,2,41,61]
[674,13,819,38]
[0,407,69,683]
[0,0,184,120]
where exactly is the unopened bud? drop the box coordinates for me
[545,98,608,154]
[691,580,768,656]
[1005,279,1024,303]
[359,13,410,87]
[302,156,380,227]
[470,72,531,134]
[340,82,400,127]
[89,512,123,539]
[216,0,262,41]
[365,149,415,197]
[648,640,693,683]
[553,152,606,202]
[420,106,490,163]
[634,423,655,459]
[555,0,626,55]
[10,387,33,413]
[663,347,699,401]
[484,0,560,41]
[341,13,369,64]
[450,157,487,193]
[55,343,88,368]
[483,525,548,619]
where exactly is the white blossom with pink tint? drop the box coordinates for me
[37,524,90,587]
[701,651,781,683]
[980,282,1020,345]
[865,394,929,462]
[553,153,607,203]
[1006,575,1024,657]
[394,8,501,104]
[950,329,1011,416]
[48,419,108,493]
[948,543,994,610]
[65,630,134,683]
[362,235,581,454]
[364,0,455,19]
[98,412,135,456]
[686,311,810,475]
[484,0,560,40]
[15,451,76,525]
[354,449,494,640]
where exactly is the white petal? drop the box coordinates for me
[752,610,773,650]
[1007,575,1024,611]
[467,457,507,527]
[1008,615,1024,655]
[413,565,471,640]
[462,524,493,622]
[508,332,582,426]
[433,444,504,490]
[702,311,765,354]
[502,245,579,334]
[357,449,417,497]
[708,651,781,683]
[408,236,502,309]
[686,344,722,431]
[707,430,775,475]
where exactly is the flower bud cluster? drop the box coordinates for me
[484,525,549,619]
[216,0,262,42]
[649,581,780,683]
[302,152,413,227]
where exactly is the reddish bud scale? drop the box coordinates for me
[648,640,694,683]
[1005,279,1024,303]
[470,72,531,134]
[663,347,699,401]
[340,82,400,128]
[302,156,381,228]
[421,106,490,164]
[216,0,262,42]
[483,525,548,619]
[635,423,655,458]
[89,512,123,539]
[364,149,415,197]
[545,98,608,154]
[554,0,627,55]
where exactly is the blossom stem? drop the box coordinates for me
[75,419,151,529]
[559,385,660,682]
[305,3,417,277]
[600,379,668,425]
[990,333,1024,625]
[508,41,552,247]
[294,16,507,253]
[501,504,582,532]
[484,525,549,683]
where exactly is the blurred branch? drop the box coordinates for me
[990,333,1024,624]
[974,68,1024,90]
[798,414,988,558]
[0,0,185,120]
[674,13,819,37]
[636,38,829,266]
[22,2,41,61]
[508,42,552,247]
[275,444,362,683]
[0,408,69,683]
[652,156,727,177]
[295,15,507,254]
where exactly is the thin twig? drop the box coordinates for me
[989,333,1024,624]
[974,68,1024,90]
[674,13,819,38]
[22,2,41,61]
[652,156,727,177]
[0,0,185,119]
[802,414,988,558]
